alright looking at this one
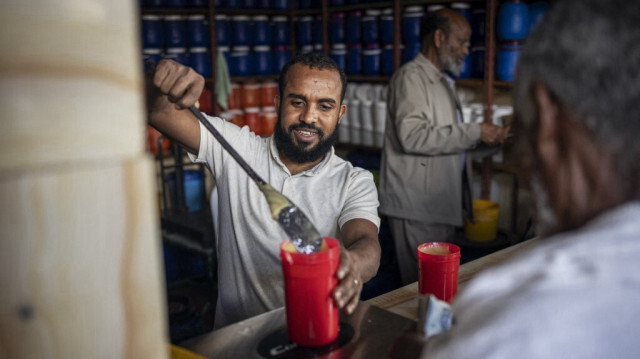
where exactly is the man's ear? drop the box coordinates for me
[338,103,347,124]
[433,29,446,49]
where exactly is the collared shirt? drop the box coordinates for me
[379,53,481,225]
[190,116,380,328]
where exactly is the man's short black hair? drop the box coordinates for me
[421,11,452,40]
[278,52,348,103]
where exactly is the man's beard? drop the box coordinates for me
[440,47,463,77]
[273,113,340,164]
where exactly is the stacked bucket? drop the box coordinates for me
[340,83,388,148]
[221,81,279,137]
[496,1,549,81]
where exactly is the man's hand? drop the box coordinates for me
[480,123,511,145]
[152,59,205,110]
[333,249,365,314]
[331,219,381,315]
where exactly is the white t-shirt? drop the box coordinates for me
[423,203,640,359]
[189,115,380,329]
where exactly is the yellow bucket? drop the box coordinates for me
[464,199,500,242]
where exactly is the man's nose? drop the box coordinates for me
[301,105,318,124]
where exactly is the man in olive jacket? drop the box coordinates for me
[379,9,509,285]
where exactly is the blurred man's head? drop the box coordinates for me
[421,9,471,76]
[514,0,640,235]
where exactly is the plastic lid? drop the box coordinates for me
[187,14,206,20]
[365,9,382,16]
[404,5,424,13]
[231,15,250,21]
[218,46,230,52]
[472,46,485,51]
[427,5,445,12]
[382,8,393,15]
[190,47,208,53]
[363,49,382,55]
[261,81,278,88]
[314,44,323,50]
[142,14,161,20]
[166,47,187,53]
[299,16,313,21]
[254,45,270,51]
[332,43,347,50]
[451,2,471,9]
[143,48,162,54]
[245,107,260,113]
[164,15,185,20]
[272,16,288,21]
[232,46,251,52]
[242,82,260,89]
[252,15,268,21]
[383,44,394,50]
[263,106,276,112]
[215,14,229,20]
[230,109,244,115]
[274,45,289,51]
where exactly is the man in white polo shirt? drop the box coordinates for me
[148,53,381,329]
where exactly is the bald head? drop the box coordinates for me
[421,9,471,46]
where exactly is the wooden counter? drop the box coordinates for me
[366,238,539,322]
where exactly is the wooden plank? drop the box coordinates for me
[0,157,168,359]
[0,1,146,171]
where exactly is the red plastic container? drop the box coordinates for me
[261,106,277,136]
[244,107,261,135]
[240,82,260,108]
[260,81,278,107]
[417,242,461,302]
[280,237,340,347]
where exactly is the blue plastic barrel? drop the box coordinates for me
[362,10,381,45]
[471,46,485,78]
[403,6,424,44]
[231,15,251,46]
[165,47,189,65]
[347,44,362,75]
[496,41,522,81]
[313,16,323,44]
[257,0,270,9]
[381,8,394,45]
[143,48,162,72]
[189,47,211,77]
[164,15,186,48]
[363,46,381,76]
[254,46,274,75]
[244,0,256,8]
[187,14,209,47]
[451,2,472,23]
[252,15,271,46]
[346,11,362,45]
[330,0,345,5]
[165,0,186,7]
[142,15,163,48]
[382,44,394,76]
[330,12,346,44]
[471,9,486,45]
[273,0,289,10]
[230,46,253,76]
[272,16,291,45]
[330,44,347,72]
[298,0,312,9]
[314,44,323,53]
[183,170,205,212]
[226,0,240,6]
[274,45,291,73]
[215,15,230,46]
[296,16,313,46]
[141,0,164,8]
[403,41,421,63]
[529,1,549,32]
[186,0,207,7]
[497,1,530,41]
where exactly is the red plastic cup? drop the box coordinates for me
[417,242,461,302]
[280,237,340,347]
